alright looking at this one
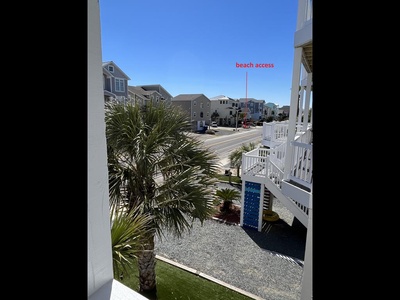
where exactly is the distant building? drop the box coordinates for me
[102,61,131,103]
[265,102,279,120]
[279,105,290,117]
[127,84,173,107]
[137,84,173,105]
[171,94,211,132]
[209,95,239,126]
[238,98,266,121]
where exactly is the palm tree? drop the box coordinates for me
[215,188,241,213]
[110,203,154,280]
[228,142,257,177]
[211,111,219,122]
[105,101,219,297]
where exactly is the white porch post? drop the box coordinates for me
[300,194,313,300]
[284,47,303,180]
[303,73,312,131]
[297,86,304,130]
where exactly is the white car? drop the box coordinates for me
[211,121,218,127]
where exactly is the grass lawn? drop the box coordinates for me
[215,173,242,184]
[116,258,253,300]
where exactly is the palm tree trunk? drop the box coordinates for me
[137,233,157,298]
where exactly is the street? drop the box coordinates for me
[191,126,263,174]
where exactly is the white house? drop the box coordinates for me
[209,95,240,127]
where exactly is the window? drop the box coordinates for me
[193,112,196,117]
[115,78,125,92]
[200,103,203,108]
[193,101,197,106]
[108,65,114,72]
[200,112,203,118]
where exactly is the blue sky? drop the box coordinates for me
[100,0,298,107]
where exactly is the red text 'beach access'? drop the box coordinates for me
[236,62,274,68]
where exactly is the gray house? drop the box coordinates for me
[127,86,158,107]
[102,61,131,103]
[171,94,211,132]
[138,84,173,105]
[128,84,173,107]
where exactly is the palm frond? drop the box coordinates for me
[110,203,154,278]
[106,101,220,241]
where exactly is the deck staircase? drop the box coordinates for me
[241,122,312,230]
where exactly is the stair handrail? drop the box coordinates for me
[289,128,313,190]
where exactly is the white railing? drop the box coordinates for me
[262,121,289,147]
[242,148,284,190]
[244,124,313,191]
[244,127,312,186]
[269,141,286,171]
[262,121,289,141]
[288,140,313,190]
[267,158,284,189]
[242,150,267,177]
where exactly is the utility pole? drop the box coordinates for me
[235,109,238,131]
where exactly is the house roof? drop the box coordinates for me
[128,86,151,96]
[238,98,265,104]
[128,86,163,102]
[209,95,236,101]
[138,84,173,99]
[102,61,131,80]
[172,94,206,101]
[103,67,113,77]
[265,102,278,108]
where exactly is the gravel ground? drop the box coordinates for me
[154,182,307,300]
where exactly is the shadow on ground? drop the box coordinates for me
[242,218,307,262]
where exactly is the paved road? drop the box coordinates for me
[191,125,262,140]
[191,126,263,174]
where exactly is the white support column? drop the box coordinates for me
[284,47,303,180]
[88,0,113,297]
[300,194,312,300]
[297,86,305,130]
[296,0,307,30]
[303,73,312,132]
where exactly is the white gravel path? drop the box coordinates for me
[154,182,307,300]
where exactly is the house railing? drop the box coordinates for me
[267,158,284,189]
[262,121,289,143]
[244,127,312,190]
[288,139,313,191]
[269,141,286,171]
[242,149,268,177]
